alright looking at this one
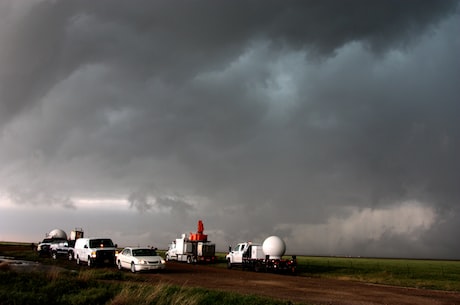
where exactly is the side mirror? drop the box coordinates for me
[228,246,232,252]
[84,245,88,248]
[115,244,118,248]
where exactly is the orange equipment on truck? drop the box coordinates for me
[165,220,216,263]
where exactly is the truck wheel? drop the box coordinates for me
[227,259,232,269]
[76,256,80,265]
[254,263,260,272]
[186,256,192,264]
[117,260,122,270]
[130,262,136,273]
[87,257,92,267]
[68,252,73,261]
[165,254,169,262]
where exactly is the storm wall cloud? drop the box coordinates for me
[1,0,459,258]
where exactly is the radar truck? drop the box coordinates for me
[165,220,216,263]
[226,236,296,273]
[37,228,84,259]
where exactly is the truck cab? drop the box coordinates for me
[166,241,178,260]
[50,240,70,260]
[226,242,248,265]
[226,242,264,268]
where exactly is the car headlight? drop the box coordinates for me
[161,259,166,264]
[139,260,146,264]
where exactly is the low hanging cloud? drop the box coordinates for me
[6,185,76,209]
[278,201,437,257]
[128,190,194,217]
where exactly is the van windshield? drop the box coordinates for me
[89,239,114,248]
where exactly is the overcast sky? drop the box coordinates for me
[1,0,459,259]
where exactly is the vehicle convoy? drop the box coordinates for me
[116,247,166,273]
[74,237,117,267]
[165,220,216,263]
[226,236,297,273]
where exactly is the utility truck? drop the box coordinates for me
[50,228,84,260]
[37,228,84,260]
[226,236,296,273]
[165,220,216,263]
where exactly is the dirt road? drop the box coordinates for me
[141,262,460,305]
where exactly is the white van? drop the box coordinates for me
[74,237,117,267]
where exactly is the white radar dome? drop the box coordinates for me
[262,236,286,259]
[48,229,67,240]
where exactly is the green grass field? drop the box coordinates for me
[296,256,460,291]
[213,252,460,291]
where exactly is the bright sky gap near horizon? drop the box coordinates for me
[1,0,459,259]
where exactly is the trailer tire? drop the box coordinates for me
[254,262,262,272]
[227,259,232,269]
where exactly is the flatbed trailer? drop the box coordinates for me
[227,238,297,273]
[242,256,297,272]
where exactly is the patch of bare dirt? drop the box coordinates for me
[140,262,460,305]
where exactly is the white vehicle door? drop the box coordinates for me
[120,248,132,269]
[231,243,246,263]
[78,243,89,262]
[168,243,177,257]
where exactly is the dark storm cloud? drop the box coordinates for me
[1,0,458,123]
[1,1,459,258]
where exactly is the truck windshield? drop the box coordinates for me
[89,239,114,248]
[132,249,158,257]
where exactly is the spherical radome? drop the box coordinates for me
[48,229,67,240]
[262,236,286,258]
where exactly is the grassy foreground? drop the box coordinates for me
[0,268,295,305]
